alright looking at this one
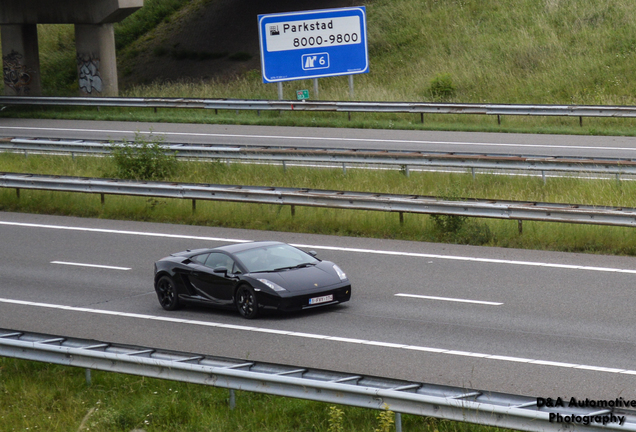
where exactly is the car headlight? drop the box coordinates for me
[257,278,286,292]
[333,264,347,281]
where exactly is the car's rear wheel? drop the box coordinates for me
[156,275,180,310]
[235,285,259,319]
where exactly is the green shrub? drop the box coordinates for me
[327,406,345,432]
[431,213,466,234]
[429,73,456,100]
[110,133,177,180]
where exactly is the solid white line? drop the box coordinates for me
[2,220,636,274]
[2,125,636,152]
[395,293,502,305]
[50,261,131,271]
[0,297,632,376]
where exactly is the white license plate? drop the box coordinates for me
[309,294,333,305]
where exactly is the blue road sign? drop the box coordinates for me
[258,7,369,83]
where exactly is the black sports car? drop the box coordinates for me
[153,241,351,318]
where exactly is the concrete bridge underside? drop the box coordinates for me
[0,1,144,96]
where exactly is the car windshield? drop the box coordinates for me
[235,244,318,273]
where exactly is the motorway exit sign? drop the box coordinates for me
[296,89,310,100]
[258,7,369,83]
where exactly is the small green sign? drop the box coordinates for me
[296,90,309,100]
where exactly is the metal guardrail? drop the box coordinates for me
[2,328,635,432]
[4,137,636,178]
[2,172,636,227]
[2,96,636,121]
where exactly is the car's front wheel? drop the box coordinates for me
[155,275,180,311]
[235,284,259,319]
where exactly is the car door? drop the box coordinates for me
[188,252,237,306]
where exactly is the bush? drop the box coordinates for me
[110,133,177,180]
[429,73,456,100]
[431,213,466,234]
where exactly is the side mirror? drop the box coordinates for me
[308,250,317,257]
[213,266,228,275]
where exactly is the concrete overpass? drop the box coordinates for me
[0,1,144,96]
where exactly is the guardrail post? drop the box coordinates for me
[16,188,20,199]
[580,116,583,127]
[497,115,501,125]
[282,161,287,172]
[421,113,424,124]
[399,212,404,225]
[100,193,105,205]
[616,173,621,185]
[518,220,523,234]
[85,368,92,386]
[541,170,546,184]
[291,205,296,217]
[471,167,475,180]
[229,389,236,410]
[192,199,196,213]
[342,163,347,175]
[395,413,402,432]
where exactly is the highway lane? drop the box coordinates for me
[3,118,636,158]
[1,211,635,399]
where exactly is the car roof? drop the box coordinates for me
[176,241,287,257]
[214,241,285,254]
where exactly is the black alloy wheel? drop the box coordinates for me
[156,275,180,310]
[235,285,259,319]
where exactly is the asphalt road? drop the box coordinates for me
[1,211,635,400]
[3,118,636,158]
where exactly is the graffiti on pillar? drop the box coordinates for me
[2,50,35,95]
[77,54,103,95]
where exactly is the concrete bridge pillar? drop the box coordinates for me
[1,0,143,96]
[1,24,42,95]
[75,24,117,96]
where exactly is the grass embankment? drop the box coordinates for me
[4,357,503,432]
[2,151,636,255]
[4,1,636,134]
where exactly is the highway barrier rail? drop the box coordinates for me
[3,137,636,179]
[2,327,635,432]
[2,172,636,228]
[2,96,636,123]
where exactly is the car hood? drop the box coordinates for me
[250,261,344,292]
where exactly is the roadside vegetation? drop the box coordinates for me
[4,357,507,432]
[2,148,636,255]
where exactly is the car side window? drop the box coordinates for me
[204,253,235,272]
[192,253,209,264]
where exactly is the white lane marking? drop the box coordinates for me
[0,297,633,375]
[2,220,636,274]
[51,261,131,271]
[395,293,502,305]
[2,125,636,152]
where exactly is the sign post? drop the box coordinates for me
[258,7,369,84]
